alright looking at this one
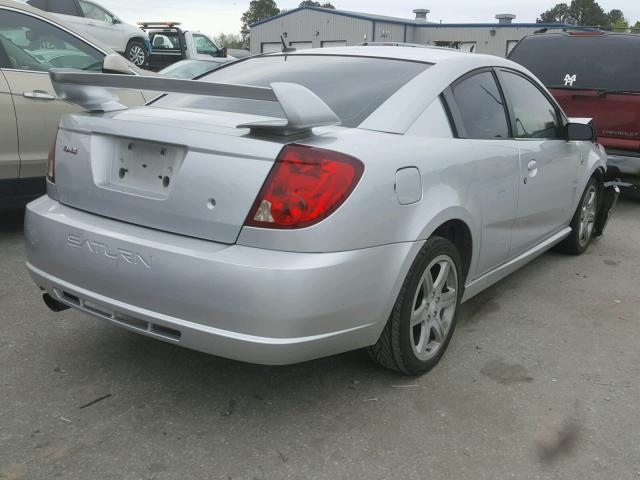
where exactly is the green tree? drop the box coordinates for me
[607,9,625,24]
[538,0,613,25]
[299,1,335,8]
[213,33,244,49]
[241,0,280,41]
[538,3,572,23]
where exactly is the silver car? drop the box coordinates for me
[25,47,618,375]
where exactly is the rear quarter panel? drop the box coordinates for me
[238,128,521,283]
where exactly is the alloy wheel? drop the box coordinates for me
[578,185,597,248]
[128,45,145,66]
[409,254,458,361]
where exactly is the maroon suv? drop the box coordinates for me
[509,31,640,196]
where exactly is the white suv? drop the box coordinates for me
[26,0,150,66]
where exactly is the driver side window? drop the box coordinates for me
[193,34,218,55]
[0,10,104,72]
[498,70,564,139]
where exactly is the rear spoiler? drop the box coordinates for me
[49,69,341,135]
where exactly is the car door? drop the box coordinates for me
[0,8,144,181]
[497,69,578,257]
[0,67,19,198]
[443,69,520,275]
[77,0,124,52]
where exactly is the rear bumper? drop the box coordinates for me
[25,197,419,365]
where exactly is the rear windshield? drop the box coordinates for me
[152,54,431,127]
[509,34,640,92]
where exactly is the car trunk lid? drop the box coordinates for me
[53,107,291,243]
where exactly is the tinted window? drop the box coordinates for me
[449,71,509,139]
[153,55,431,128]
[509,34,640,92]
[45,0,80,16]
[26,0,46,10]
[499,71,563,139]
[0,10,103,71]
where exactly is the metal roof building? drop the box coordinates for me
[249,6,574,57]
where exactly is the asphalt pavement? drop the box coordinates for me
[1,199,639,480]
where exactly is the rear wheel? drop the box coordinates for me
[126,40,147,67]
[558,177,599,255]
[369,236,462,375]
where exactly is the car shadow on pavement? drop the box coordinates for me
[9,196,639,424]
[0,205,26,234]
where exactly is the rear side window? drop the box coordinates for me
[446,71,510,139]
[509,34,640,92]
[152,55,431,128]
[26,0,46,9]
[499,71,564,139]
[45,0,81,16]
[78,0,115,23]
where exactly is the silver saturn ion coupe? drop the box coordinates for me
[25,47,619,375]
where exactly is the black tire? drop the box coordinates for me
[369,236,463,376]
[125,39,148,67]
[557,177,600,255]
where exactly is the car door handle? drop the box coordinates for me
[87,22,96,26]
[527,160,537,171]
[23,90,56,101]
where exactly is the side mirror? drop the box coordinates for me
[222,46,228,58]
[102,53,131,74]
[112,18,121,24]
[567,122,596,142]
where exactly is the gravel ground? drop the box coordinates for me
[1,199,639,480]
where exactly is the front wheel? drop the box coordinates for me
[125,40,147,67]
[369,236,463,376]
[558,177,599,255]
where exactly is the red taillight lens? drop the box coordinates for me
[245,144,364,229]
[47,139,56,183]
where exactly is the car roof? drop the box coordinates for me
[263,45,521,72]
[271,45,465,63]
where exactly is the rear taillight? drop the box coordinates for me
[47,139,56,183]
[245,144,364,229]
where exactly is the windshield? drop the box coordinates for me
[152,54,431,127]
[509,34,640,92]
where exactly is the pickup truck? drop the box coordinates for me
[138,22,234,71]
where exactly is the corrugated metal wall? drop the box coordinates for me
[250,9,372,54]
[250,10,541,57]
[413,26,540,56]
[374,22,406,43]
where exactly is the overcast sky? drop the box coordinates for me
[99,0,640,38]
